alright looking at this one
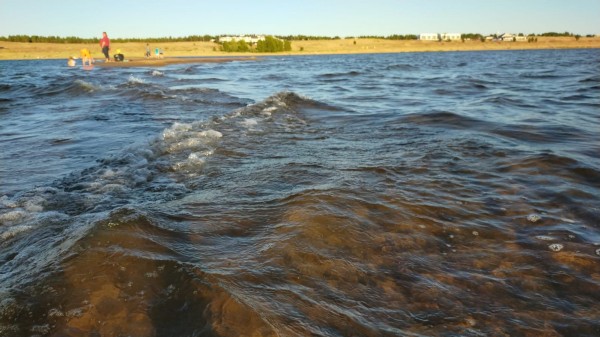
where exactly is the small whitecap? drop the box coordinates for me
[187,153,206,165]
[128,75,145,84]
[101,169,117,178]
[240,118,259,128]
[1,225,34,240]
[527,214,542,223]
[0,196,18,208]
[152,70,164,76]
[261,106,277,116]
[472,231,479,236]
[168,139,203,153]
[24,199,44,213]
[535,235,554,241]
[48,308,64,317]
[74,79,97,92]
[162,122,193,140]
[200,129,223,139]
[0,210,28,223]
[548,243,564,252]
[596,248,600,256]
[560,218,576,224]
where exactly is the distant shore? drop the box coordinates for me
[1,37,599,62]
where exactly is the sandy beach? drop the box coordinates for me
[1,37,599,65]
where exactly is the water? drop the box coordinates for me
[1,49,599,336]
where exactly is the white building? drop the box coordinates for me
[419,33,439,41]
[440,33,461,41]
[219,35,266,44]
[419,33,462,41]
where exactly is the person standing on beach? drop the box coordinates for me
[80,48,93,66]
[99,32,110,62]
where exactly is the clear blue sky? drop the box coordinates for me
[1,0,599,38]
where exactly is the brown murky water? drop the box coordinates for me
[1,50,599,336]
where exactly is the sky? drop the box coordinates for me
[1,0,599,39]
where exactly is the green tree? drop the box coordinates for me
[238,40,249,52]
[256,36,288,52]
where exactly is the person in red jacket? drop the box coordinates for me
[99,32,110,62]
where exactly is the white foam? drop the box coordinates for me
[0,210,28,223]
[548,243,564,252]
[1,225,33,241]
[0,196,17,208]
[261,106,277,116]
[152,70,164,76]
[200,130,223,139]
[535,235,555,241]
[241,118,259,128]
[527,214,542,223]
[168,139,204,153]
[101,168,118,178]
[24,196,45,212]
[128,75,145,84]
[172,153,206,172]
[162,122,193,140]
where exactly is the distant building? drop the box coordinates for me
[419,33,439,41]
[419,33,462,41]
[498,33,527,42]
[219,35,266,44]
[440,33,461,41]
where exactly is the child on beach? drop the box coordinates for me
[80,48,93,66]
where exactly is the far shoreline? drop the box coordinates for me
[1,37,599,64]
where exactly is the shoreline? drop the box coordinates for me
[1,37,599,64]
[94,56,258,68]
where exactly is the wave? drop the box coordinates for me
[385,63,418,71]
[400,111,490,130]
[399,110,592,145]
[0,90,342,335]
[0,91,325,240]
[317,71,362,80]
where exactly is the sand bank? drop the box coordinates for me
[95,56,257,68]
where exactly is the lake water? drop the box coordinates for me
[1,49,599,336]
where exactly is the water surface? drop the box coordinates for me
[1,50,599,336]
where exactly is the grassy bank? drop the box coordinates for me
[1,37,599,60]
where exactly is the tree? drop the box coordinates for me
[256,36,288,52]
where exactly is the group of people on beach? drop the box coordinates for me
[67,32,122,67]
[67,32,165,67]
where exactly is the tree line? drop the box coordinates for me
[0,35,217,43]
[220,36,292,53]
[1,32,594,44]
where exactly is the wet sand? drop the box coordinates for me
[95,56,258,68]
